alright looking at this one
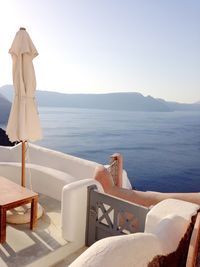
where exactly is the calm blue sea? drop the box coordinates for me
[35,107,200,193]
[2,107,200,192]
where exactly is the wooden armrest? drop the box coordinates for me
[186,212,200,267]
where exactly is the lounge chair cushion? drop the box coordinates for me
[69,233,163,267]
[145,199,199,234]
[153,214,189,254]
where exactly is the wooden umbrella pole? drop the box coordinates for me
[21,141,26,187]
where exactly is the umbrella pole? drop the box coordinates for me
[21,141,26,187]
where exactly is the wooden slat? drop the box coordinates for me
[0,176,37,206]
[0,176,38,243]
[186,212,200,267]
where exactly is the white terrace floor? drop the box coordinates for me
[0,194,86,267]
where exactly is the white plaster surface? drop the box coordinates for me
[62,179,103,243]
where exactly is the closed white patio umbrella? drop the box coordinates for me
[6,27,42,187]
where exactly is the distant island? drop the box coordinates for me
[0,93,11,124]
[1,85,200,124]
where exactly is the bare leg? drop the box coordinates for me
[94,166,200,207]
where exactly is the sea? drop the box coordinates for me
[1,107,200,192]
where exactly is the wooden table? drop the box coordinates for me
[0,176,38,243]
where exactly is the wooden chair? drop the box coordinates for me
[186,212,200,267]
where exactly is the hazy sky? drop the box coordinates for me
[0,0,199,103]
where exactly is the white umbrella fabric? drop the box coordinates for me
[6,27,42,187]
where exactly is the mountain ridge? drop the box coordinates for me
[0,85,170,112]
[0,85,200,120]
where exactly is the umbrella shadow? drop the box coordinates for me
[0,217,66,267]
[0,230,64,267]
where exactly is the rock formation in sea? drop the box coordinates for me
[0,128,15,146]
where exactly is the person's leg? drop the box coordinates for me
[94,166,200,207]
[94,166,114,192]
[94,166,152,206]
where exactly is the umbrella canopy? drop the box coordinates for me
[6,28,42,187]
[6,28,42,142]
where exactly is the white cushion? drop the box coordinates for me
[69,233,163,267]
[153,214,189,255]
[145,198,199,234]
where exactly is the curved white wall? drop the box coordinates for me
[0,143,131,244]
[62,179,103,243]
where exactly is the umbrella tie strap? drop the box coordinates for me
[14,95,35,99]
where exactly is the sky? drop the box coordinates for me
[0,0,199,103]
